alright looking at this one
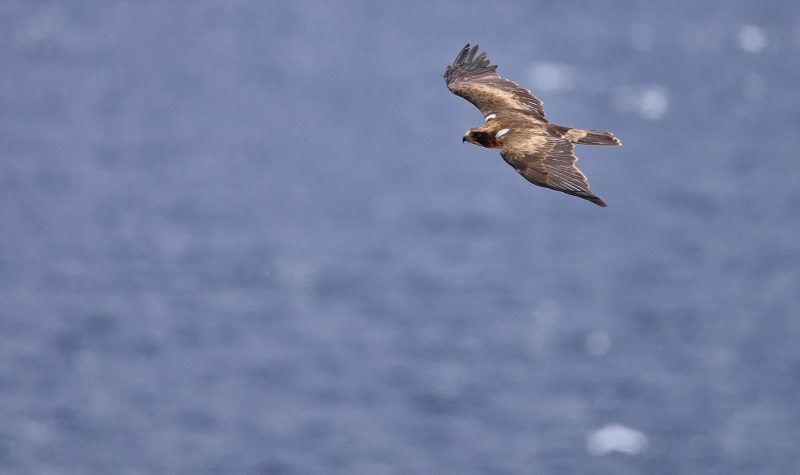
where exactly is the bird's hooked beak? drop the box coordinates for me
[462,130,471,143]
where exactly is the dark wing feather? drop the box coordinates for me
[500,131,607,207]
[444,44,546,121]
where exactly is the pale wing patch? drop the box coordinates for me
[495,128,510,138]
[566,128,587,142]
[485,113,497,121]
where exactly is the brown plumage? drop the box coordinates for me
[444,44,621,207]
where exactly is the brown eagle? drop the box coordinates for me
[444,44,620,207]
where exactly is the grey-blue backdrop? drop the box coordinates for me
[2,1,799,474]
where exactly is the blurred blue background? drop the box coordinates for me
[2,1,800,474]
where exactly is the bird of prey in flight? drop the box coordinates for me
[444,44,621,207]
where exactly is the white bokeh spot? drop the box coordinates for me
[615,85,670,120]
[587,424,649,456]
[528,62,574,93]
[738,25,767,53]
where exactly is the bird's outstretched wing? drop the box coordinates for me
[500,129,607,207]
[444,44,546,121]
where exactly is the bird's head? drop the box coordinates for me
[463,129,480,146]
[463,128,495,148]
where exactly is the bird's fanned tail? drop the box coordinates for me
[574,129,621,146]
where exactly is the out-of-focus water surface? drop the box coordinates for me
[2,1,800,473]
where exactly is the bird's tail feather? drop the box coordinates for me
[574,129,621,146]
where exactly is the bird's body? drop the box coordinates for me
[445,44,621,207]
